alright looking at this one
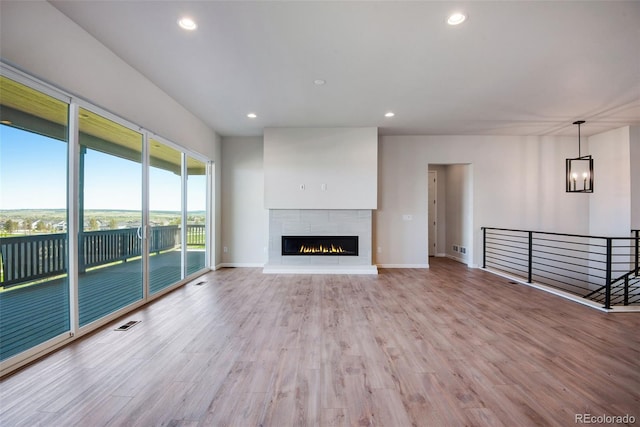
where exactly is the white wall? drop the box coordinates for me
[377,135,589,268]
[375,137,429,267]
[216,130,633,269]
[0,1,218,159]
[588,127,631,236]
[444,164,473,263]
[264,127,378,209]
[630,126,640,230]
[221,137,268,266]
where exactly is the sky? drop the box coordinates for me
[0,125,206,212]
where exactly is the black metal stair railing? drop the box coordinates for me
[482,227,640,309]
[584,270,640,306]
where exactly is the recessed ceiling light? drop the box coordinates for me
[447,12,466,25]
[0,119,13,125]
[178,17,197,31]
[385,112,395,118]
[313,79,326,86]
[247,113,257,119]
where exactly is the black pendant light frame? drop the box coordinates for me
[566,120,594,193]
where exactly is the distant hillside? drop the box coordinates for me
[1,209,205,236]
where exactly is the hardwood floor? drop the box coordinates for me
[1,258,638,426]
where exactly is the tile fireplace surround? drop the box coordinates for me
[263,209,378,274]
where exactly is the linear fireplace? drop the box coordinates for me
[265,210,376,274]
[282,236,358,256]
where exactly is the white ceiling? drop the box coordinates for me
[50,1,640,138]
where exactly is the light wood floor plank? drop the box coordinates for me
[1,258,638,426]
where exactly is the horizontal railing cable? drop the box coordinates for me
[483,227,639,308]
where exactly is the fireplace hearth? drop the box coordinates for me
[282,236,358,256]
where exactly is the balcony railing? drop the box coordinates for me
[482,227,640,309]
[0,225,205,288]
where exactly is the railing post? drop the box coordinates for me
[624,275,629,306]
[482,228,486,268]
[79,233,86,274]
[605,238,612,310]
[120,232,126,263]
[527,231,533,283]
[635,230,639,276]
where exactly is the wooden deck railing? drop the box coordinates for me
[0,225,204,288]
[186,224,206,246]
[80,228,143,270]
[0,233,68,288]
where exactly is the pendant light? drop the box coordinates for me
[566,120,593,193]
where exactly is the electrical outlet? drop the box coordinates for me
[460,246,466,254]
[453,245,459,252]
[377,246,382,253]
[223,246,228,253]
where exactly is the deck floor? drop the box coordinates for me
[1,258,638,426]
[0,249,205,361]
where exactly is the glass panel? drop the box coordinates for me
[149,139,182,294]
[186,156,206,274]
[78,108,143,327]
[0,76,70,361]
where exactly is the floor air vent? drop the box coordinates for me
[115,320,140,331]
[194,281,206,286]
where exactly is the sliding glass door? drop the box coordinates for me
[187,156,207,275]
[149,138,183,294]
[0,76,70,360]
[0,65,211,372]
[77,107,143,327]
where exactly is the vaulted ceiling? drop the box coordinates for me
[50,1,640,137]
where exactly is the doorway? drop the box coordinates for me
[428,164,474,266]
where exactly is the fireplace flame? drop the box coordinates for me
[299,244,347,254]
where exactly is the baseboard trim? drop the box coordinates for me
[482,267,619,313]
[217,263,265,269]
[445,254,469,265]
[377,264,429,269]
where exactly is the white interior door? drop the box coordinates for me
[428,171,437,256]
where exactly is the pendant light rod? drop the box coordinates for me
[573,120,585,157]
